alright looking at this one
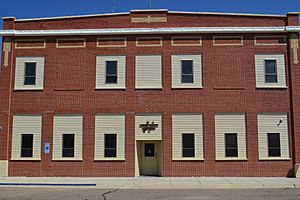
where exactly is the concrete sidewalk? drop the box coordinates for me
[0,177,300,189]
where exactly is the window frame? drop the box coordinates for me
[105,60,118,84]
[264,59,278,83]
[24,62,37,86]
[104,133,117,158]
[62,134,75,158]
[224,133,238,157]
[267,133,281,157]
[21,134,34,158]
[182,133,195,157]
[181,60,194,84]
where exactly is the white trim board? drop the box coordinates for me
[0,26,299,36]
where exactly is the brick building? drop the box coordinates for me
[0,9,300,177]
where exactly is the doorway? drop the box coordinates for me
[137,140,161,176]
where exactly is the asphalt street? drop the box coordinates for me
[0,188,300,200]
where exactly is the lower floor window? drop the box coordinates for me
[268,133,281,157]
[21,134,33,157]
[225,133,238,157]
[105,134,117,157]
[62,134,75,157]
[182,133,195,157]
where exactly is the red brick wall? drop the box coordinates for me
[7,12,289,31]
[0,11,299,177]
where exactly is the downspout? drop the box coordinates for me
[6,38,14,173]
[287,33,298,174]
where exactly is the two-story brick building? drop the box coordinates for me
[0,9,300,177]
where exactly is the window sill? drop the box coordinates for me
[259,157,291,161]
[11,158,41,161]
[172,86,203,89]
[172,158,204,161]
[216,158,248,161]
[135,87,163,90]
[95,87,126,90]
[14,88,44,91]
[94,158,126,161]
[52,158,83,161]
[256,86,288,89]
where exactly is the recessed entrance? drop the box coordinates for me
[136,140,162,176]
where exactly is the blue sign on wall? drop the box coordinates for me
[45,143,50,154]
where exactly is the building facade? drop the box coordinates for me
[0,9,300,177]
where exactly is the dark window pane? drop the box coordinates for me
[181,60,194,83]
[183,148,195,157]
[265,75,277,83]
[106,61,117,75]
[62,149,74,157]
[24,77,36,85]
[105,134,117,148]
[105,134,117,157]
[182,60,193,74]
[182,134,194,148]
[63,134,74,148]
[265,60,277,83]
[144,143,155,157]
[24,62,36,85]
[182,133,195,157]
[22,134,33,148]
[225,133,238,157]
[21,134,33,157]
[268,133,281,157]
[62,134,74,157]
[182,75,194,83]
[25,63,36,76]
[106,76,117,84]
[105,149,116,157]
[265,60,276,73]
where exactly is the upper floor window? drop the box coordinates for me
[255,54,286,88]
[171,55,202,88]
[15,57,45,90]
[96,55,126,89]
[264,60,277,83]
[106,61,118,84]
[24,62,37,85]
[181,60,194,83]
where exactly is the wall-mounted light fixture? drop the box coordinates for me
[277,118,283,126]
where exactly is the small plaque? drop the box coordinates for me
[44,143,50,154]
[139,121,158,133]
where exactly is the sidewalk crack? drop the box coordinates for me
[101,189,118,200]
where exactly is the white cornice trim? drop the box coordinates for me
[0,26,299,36]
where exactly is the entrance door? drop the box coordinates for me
[140,141,160,176]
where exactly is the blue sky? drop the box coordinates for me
[0,0,299,51]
